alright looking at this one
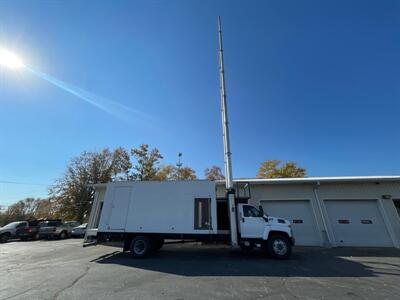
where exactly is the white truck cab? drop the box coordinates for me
[238,204,294,258]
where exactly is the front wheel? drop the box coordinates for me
[0,233,10,243]
[266,236,291,259]
[59,231,67,239]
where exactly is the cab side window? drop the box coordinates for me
[243,205,260,217]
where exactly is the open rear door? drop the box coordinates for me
[84,184,107,246]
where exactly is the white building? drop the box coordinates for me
[217,176,400,248]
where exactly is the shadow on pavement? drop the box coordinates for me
[91,245,400,277]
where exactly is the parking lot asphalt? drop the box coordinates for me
[1,239,399,300]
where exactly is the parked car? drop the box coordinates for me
[71,223,87,238]
[39,220,80,239]
[16,219,46,241]
[0,221,28,243]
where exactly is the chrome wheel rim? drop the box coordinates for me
[134,240,146,255]
[272,239,287,256]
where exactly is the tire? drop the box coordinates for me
[130,236,152,258]
[0,233,10,243]
[59,231,67,239]
[34,233,40,240]
[20,237,28,241]
[266,235,291,259]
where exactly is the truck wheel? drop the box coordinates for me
[34,233,40,240]
[60,231,67,239]
[0,233,10,243]
[267,236,291,259]
[130,236,152,258]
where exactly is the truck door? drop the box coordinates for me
[238,204,265,238]
[108,186,131,230]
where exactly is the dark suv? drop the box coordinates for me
[16,219,47,241]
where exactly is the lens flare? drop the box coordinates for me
[0,49,24,69]
[25,66,154,123]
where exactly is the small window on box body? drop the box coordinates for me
[361,220,373,224]
[292,219,303,224]
[194,198,212,230]
[338,219,350,224]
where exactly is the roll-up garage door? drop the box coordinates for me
[261,200,320,246]
[325,200,393,247]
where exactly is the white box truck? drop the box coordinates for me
[84,180,295,259]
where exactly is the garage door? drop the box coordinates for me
[325,200,393,247]
[261,200,320,246]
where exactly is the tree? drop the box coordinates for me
[154,165,175,181]
[33,199,55,219]
[50,147,131,223]
[205,166,225,181]
[0,198,48,226]
[131,144,163,180]
[257,160,306,178]
[175,166,197,180]
[154,165,197,180]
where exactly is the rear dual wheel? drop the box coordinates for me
[130,236,164,258]
[130,236,151,258]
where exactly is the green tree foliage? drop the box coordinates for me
[155,165,197,180]
[0,198,51,226]
[131,144,163,180]
[204,166,225,181]
[175,166,197,180]
[50,147,131,223]
[257,160,306,178]
[32,199,55,219]
[2,145,201,224]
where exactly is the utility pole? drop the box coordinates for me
[176,152,183,180]
[218,16,238,247]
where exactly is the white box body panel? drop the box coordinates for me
[98,181,218,235]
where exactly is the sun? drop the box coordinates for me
[0,49,24,69]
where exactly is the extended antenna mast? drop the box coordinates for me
[218,16,238,247]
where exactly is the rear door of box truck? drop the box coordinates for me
[107,186,132,230]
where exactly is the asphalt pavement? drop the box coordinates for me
[1,239,399,299]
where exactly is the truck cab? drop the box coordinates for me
[237,203,294,259]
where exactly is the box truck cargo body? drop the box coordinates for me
[85,180,294,259]
[99,181,218,235]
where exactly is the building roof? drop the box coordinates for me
[229,176,400,185]
[90,175,400,188]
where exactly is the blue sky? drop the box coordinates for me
[0,0,399,205]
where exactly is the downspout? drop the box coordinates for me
[313,182,333,247]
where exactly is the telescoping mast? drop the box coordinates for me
[217,16,238,247]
